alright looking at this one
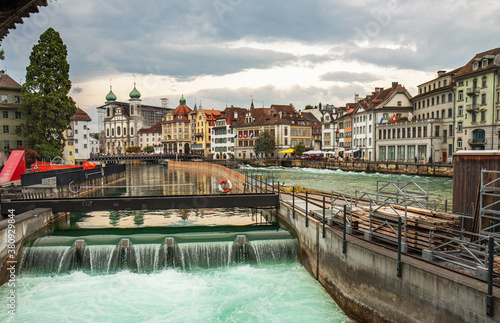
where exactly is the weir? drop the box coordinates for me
[19,233,298,275]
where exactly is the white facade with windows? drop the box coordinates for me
[211,118,235,159]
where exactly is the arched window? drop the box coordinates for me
[107,108,110,117]
[117,126,121,136]
[457,138,463,148]
[124,127,127,136]
[106,129,110,137]
[111,128,115,136]
[130,127,134,135]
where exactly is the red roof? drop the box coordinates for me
[454,48,500,79]
[138,121,162,133]
[0,72,21,90]
[71,108,92,122]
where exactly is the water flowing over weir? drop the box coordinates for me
[19,235,299,275]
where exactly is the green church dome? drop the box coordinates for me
[180,95,186,105]
[106,86,117,102]
[129,83,141,99]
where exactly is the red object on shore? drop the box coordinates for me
[0,150,26,182]
[31,160,97,173]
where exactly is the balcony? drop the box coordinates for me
[466,87,479,96]
[465,104,479,112]
[468,138,487,146]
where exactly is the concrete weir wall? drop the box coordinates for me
[168,161,246,185]
[278,203,500,323]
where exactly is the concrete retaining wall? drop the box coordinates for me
[278,203,500,322]
[0,208,65,286]
[168,161,246,191]
[243,159,453,177]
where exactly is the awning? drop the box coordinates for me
[279,149,295,153]
[345,149,360,154]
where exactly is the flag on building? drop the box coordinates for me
[392,114,397,123]
[379,117,384,124]
[408,112,413,122]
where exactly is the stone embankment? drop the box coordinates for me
[241,159,453,177]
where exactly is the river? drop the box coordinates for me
[0,164,350,322]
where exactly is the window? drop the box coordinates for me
[107,129,110,137]
[16,140,22,147]
[3,141,9,150]
[449,124,453,136]
[457,122,463,132]
[130,127,134,135]
[75,129,78,134]
[3,125,8,133]
[481,111,486,122]
[74,121,78,125]
[83,125,87,130]
[83,134,87,139]
[435,126,440,137]
[397,101,402,106]
[75,149,79,154]
[448,109,452,118]
[458,106,463,116]
[75,139,78,144]
[448,93,453,102]
[472,112,477,122]
[2,111,8,118]
[436,96,440,105]
[482,76,487,88]
[84,144,87,149]
[481,93,487,105]
[473,61,479,70]
[1,95,7,103]
[458,90,464,101]
[111,128,115,136]
[14,96,20,103]
[116,126,121,136]
[69,151,73,156]
[482,59,488,68]
[15,111,21,119]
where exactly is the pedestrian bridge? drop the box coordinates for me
[1,193,279,215]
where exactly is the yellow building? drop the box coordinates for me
[192,105,221,157]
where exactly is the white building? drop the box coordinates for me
[98,84,170,154]
[211,106,247,159]
[89,133,100,155]
[68,108,92,164]
[138,121,163,153]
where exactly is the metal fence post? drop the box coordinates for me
[306,191,309,227]
[292,186,295,219]
[343,205,347,254]
[397,217,402,278]
[487,236,495,317]
[322,196,326,238]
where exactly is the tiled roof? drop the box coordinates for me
[138,121,162,133]
[0,72,21,90]
[71,108,92,122]
[171,104,192,116]
[454,48,500,79]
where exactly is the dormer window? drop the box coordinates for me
[482,59,489,68]
[473,61,479,71]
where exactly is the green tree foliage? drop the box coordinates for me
[17,28,77,160]
[143,145,154,153]
[0,48,4,60]
[304,105,314,110]
[294,141,306,156]
[125,146,142,153]
[254,131,276,158]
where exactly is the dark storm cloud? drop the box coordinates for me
[73,87,83,94]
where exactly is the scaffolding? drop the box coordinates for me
[479,169,500,237]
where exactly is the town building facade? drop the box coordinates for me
[0,70,24,161]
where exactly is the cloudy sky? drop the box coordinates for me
[1,0,500,129]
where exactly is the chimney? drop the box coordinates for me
[0,70,4,76]
[392,82,398,89]
[354,94,360,102]
[437,70,446,77]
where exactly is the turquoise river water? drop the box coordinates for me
[0,164,351,322]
